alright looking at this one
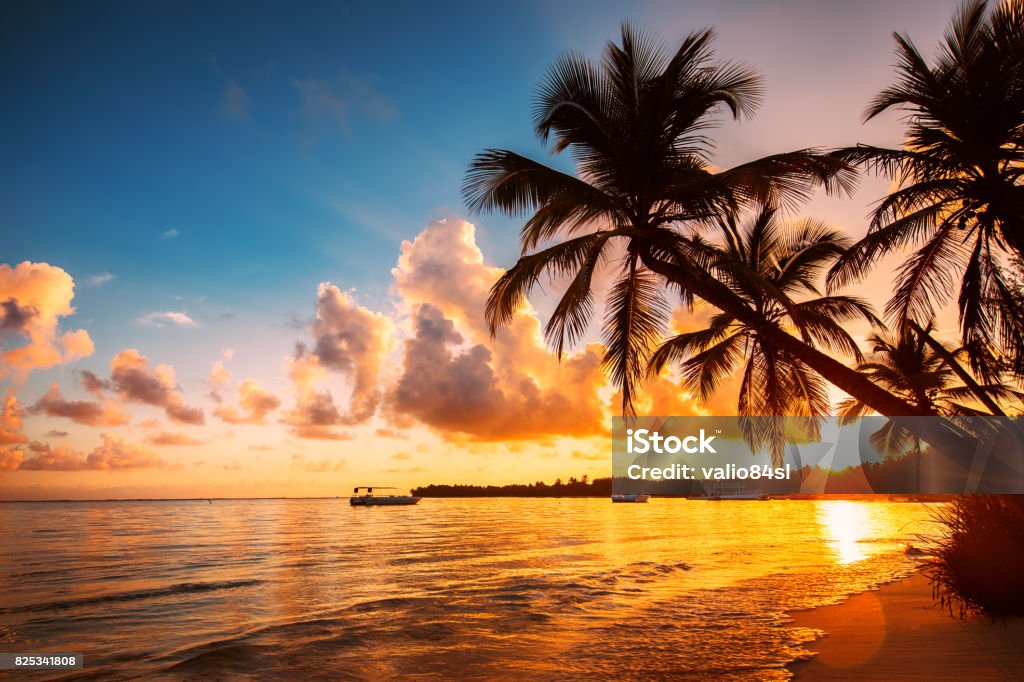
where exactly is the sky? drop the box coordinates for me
[0,0,966,499]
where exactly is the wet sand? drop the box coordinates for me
[788,572,1024,680]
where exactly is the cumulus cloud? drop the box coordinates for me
[95,349,205,425]
[207,349,235,403]
[28,384,129,426]
[280,389,353,440]
[287,351,325,393]
[281,286,393,439]
[86,434,165,470]
[383,220,609,441]
[0,447,24,470]
[208,360,231,403]
[161,229,180,240]
[17,443,86,471]
[19,434,164,471]
[1,298,37,331]
[214,379,281,425]
[391,219,500,339]
[0,262,94,379]
[388,303,502,426]
[307,284,393,423]
[210,361,231,386]
[138,311,198,328]
[79,370,108,396]
[274,218,620,442]
[1,394,28,445]
[386,303,607,441]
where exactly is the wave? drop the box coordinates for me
[2,579,265,615]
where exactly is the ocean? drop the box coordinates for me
[0,498,937,680]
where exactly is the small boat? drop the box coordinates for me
[690,481,767,500]
[611,493,650,503]
[349,486,422,506]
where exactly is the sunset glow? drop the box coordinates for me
[0,0,995,501]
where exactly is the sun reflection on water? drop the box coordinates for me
[0,498,935,679]
[818,500,872,564]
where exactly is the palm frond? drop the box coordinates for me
[463,150,617,242]
[485,231,619,336]
[886,225,970,328]
[827,203,946,291]
[602,259,671,415]
[544,233,613,357]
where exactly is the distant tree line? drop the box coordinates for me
[413,476,613,497]
[415,448,977,497]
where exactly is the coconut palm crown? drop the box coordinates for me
[460,23,921,417]
[648,207,881,463]
[837,322,1023,470]
[831,0,1024,381]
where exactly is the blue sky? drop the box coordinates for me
[3,1,570,382]
[0,0,969,496]
[4,0,958,365]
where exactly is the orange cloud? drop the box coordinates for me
[280,389,354,440]
[384,219,609,441]
[19,434,163,471]
[207,348,236,404]
[305,283,393,423]
[75,433,164,470]
[287,352,325,393]
[281,285,393,439]
[214,379,281,425]
[1,394,28,445]
[392,218,501,338]
[617,372,739,418]
[145,431,205,446]
[17,443,87,471]
[0,261,94,379]
[274,219,613,442]
[98,349,204,425]
[28,384,130,426]
[209,360,232,388]
[0,447,23,471]
[279,352,347,439]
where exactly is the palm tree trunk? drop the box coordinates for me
[909,321,1008,417]
[910,322,1024,456]
[637,248,929,416]
[637,248,986,463]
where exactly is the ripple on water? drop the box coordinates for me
[0,498,938,679]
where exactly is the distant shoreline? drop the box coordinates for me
[0,494,956,503]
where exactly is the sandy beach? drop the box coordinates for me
[788,572,1024,680]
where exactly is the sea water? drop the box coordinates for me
[0,498,938,680]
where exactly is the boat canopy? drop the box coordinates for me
[352,486,406,495]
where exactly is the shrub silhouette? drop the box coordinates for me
[926,495,1024,618]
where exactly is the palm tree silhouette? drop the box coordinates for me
[648,207,881,464]
[832,0,1024,380]
[463,22,931,419]
[838,323,1021,490]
